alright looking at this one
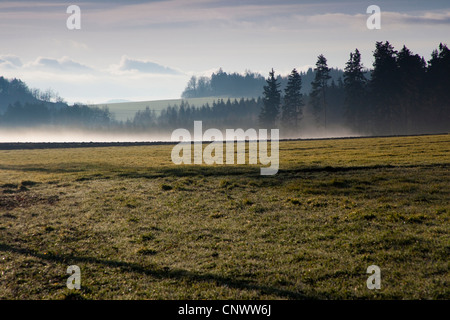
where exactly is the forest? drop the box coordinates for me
[0,41,448,137]
[179,41,449,136]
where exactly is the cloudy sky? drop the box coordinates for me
[0,0,449,104]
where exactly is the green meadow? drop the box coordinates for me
[0,134,448,299]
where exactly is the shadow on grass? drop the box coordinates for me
[0,162,108,174]
[118,165,262,179]
[146,162,448,179]
[1,162,447,181]
[0,242,312,300]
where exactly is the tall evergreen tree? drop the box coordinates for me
[310,54,331,129]
[426,43,450,132]
[343,48,367,132]
[259,68,281,127]
[281,68,303,131]
[370,41,399,134]
[396,45,426,134]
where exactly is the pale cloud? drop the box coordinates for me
[69,40,89,50]
[0,54,188,104]
[24,56,93,72]
[1,54,184,77]
[110,55,183,75]
[289,10,450,31]
[73,0,334,30]
[72,1,450,31]
[1,1,449,30]
[0,55,23,69]
[391,11,450,25]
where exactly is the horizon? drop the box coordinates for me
[0,0,449,104]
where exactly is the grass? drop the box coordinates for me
[0,134,448,299]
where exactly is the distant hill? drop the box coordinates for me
[105,99,132,104]
[0,76,67,114]
[0,77,114,128]
[0,77,39,113]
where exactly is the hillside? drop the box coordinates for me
[0,77,39,113]
[0,76,67,114]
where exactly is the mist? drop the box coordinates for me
[0,127,173,143]
[0,125,363,144]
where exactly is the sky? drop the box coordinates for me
[0,0,449,104]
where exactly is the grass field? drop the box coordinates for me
[0,134,448,299]
[91,97,234,121]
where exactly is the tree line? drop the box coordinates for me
[259,41,449,135]
[0,101,113,128]
[0,75,262,130]
[129,98,262,131]
[0,41,448,136]
[181,68,344,99]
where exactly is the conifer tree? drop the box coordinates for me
[396,45,426,134]
[343,49,367,131]
[310,54,331,129]
[259,68,281,127]
[282,68,303,131]
[370,41,399,134]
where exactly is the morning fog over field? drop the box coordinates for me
[0,46,448,143]
[0,1,448,142]
[0,0,449,307]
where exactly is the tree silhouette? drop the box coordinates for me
[343,49,367,131]
[281,68,303,132]
[396,45,426,134]
[259,68,281,128]
[310,54,331,129]
[370,41,399,134]
[426,43,450,133]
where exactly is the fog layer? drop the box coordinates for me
[0,126,362,143]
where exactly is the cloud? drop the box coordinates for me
[399,12,450,25]
[286,10,450,32]
[112,55,182,75]
[81,0,450,32]
[0,54,22,69]
[69,40,89,50]
[25,56,93,72]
